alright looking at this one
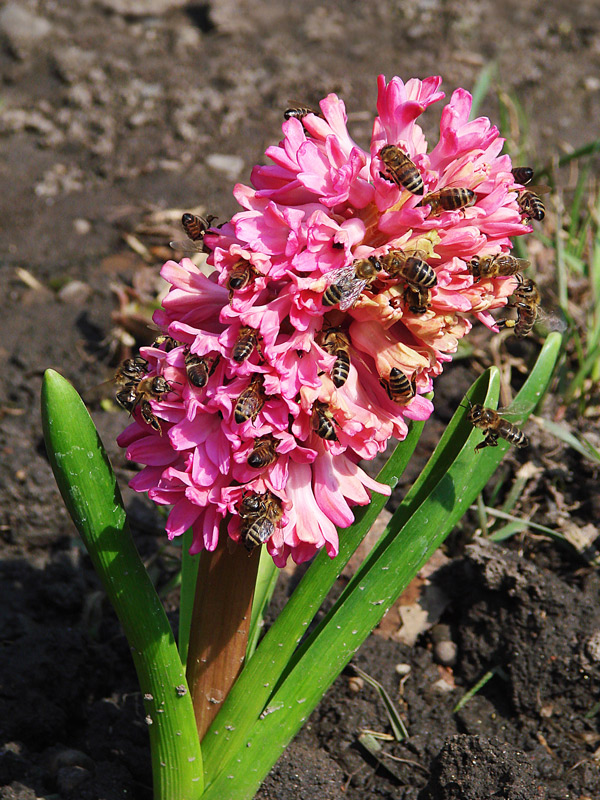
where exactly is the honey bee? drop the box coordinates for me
[114,356,148,386]
[312,401,339,441]
[238,490,283,552]
[116,375,172,434]
[380,368,416,405]
[468,253,530,281]
[182,212,217,241]
[317,328,351,388]
[322,257,381,310]
[170,212,217,253]
[184,350,220,388]
[466,403,529,452]
[151,335,180,351]
[404,285,432,314]
[232,326,262,363]
[234,374,265,424]
[247,435,279,469]
[418,188,476,217]
[284,106,318,120]
[511,166,534,185]
[378,144,424,195]
[226,259,257,298]
[380,250,437,289]
[497,275,541,338]
[517,189,546,222]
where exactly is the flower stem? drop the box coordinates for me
[186,539,260,741]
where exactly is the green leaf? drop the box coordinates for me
[247,549,280,659]
[200,414,427,785]
[41,370,203,800]
[178,528,199,665]
[201,332,561,800]
[469,62,497,119]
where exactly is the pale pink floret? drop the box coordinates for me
[118,75,533,565]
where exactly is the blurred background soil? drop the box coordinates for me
[1,1,599,798]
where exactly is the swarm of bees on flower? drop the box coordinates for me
[111,141,554,551]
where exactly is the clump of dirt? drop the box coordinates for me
[419,735,547,800]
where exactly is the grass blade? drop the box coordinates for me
[483,506,567,542]
[41,370,203,799]
[351,665,408,741]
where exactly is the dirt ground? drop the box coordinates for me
[1,1,600,798]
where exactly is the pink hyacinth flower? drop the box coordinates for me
[118,75,534,565]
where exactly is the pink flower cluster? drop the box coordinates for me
[117,75,531,566]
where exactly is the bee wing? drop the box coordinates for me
[492,406,531,422]
[527,184,552,195]
[537,308,568,333]
[169,239,204,253]
[325,264,356,285]
[514,257,531,269]
[338,278,369,311]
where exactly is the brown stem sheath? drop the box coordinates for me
[186,539,260,741]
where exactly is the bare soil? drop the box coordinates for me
[1,1,600,798]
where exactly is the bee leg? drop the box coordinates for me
[485,432,499,448]
[256,336,265,363]
[475,431,498,451]
[496,318,517,330]
[141,402,162,435]
[208,354,221,376]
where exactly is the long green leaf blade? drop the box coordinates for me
[41,370,203,800]
[202,333,561,799]
[178,528,199,665]
[247,548,280,659]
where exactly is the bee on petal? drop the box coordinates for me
[184,350,220,388]
[312,401,339,441]
[468,253,530,281]
[380,368,415,405]
[247,435,279,469]
[378,144,424,195]
[380,249,437,289]
[237,490,283,551]
[418,188,475,217]
[317,328,351,388]
[496,275,541,338]
[322,257,381,311]
[232,326,263,363]
[116,375,173,435]
[234,374,265,424]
